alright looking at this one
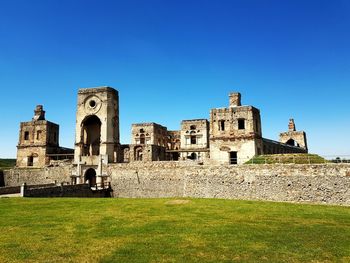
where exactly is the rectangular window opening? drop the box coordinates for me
[238,119,245,130]
[36,130,41,140]
[190,136,197,145]
[229,151,237,165]
[219,120,225,131]
[24,131,29,140]
[27,156,33,167]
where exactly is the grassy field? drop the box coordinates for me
[0,198,349,263]
[0,158,16,170]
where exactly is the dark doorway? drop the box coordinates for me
[0,170,4,187]
[85,168,97,187]
[82,115,101,156]
[135,146,143,161]
[172,152,179,161]
[229,151,238,164]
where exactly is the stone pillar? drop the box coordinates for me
[20,183,27,197]
[33,105,46,121]
[288,119,296,131]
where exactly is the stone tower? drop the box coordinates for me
[16,105,59,167]
[73,87,120,186]
[279,119,308,151]
[209,92,262,164]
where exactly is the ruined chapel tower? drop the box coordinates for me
[279,119,308,151]
[73,87,120,185]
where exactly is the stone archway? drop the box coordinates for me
[134,146,143,161]
[81,115,101,156]
[84,168,97,187]
[286,138,300,147]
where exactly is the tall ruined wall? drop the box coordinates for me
[108,162,350,205]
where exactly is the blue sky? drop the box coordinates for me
[0,0,349,158]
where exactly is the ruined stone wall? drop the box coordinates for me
[4,164,73,187]
[3,162,350,205]
[108,162,350,205]
[209,138,261,165]
[18,120,59,148]
[16,146,47,168]
[209,105,262,164]
[129,144,166,162]
[263,138,307,154]
[167,131,180,150]
[180,119,209,150]
[131,123,168,147]
[279,131,308,150]
[210,106,262,138]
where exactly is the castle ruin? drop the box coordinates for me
[16,87,307,187]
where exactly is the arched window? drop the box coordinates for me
[286,139,296,146]
[135,146,143,161]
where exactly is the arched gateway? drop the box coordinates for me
[84,168,97,187]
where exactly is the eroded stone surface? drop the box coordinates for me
[4,163,350,205]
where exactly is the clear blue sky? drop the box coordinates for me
[0,0,349,158]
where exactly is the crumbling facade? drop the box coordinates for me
[209,93,263,164]
[279,119,308,150]
[121,91,306,164]
[72,87,120,186]
[16,105,73,167]
[16,87,308,183]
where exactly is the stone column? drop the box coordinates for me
[20,183,27,197]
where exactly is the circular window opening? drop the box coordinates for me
[89,100,96,108]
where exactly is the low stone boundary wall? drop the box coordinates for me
[22,183,110,197]
[0,186,21,195]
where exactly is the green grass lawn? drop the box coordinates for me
[0,158,16,170]
[0,198,349,263]
[246,154,327,164]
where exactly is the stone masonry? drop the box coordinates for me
[7,86,328,204]
[4,163,350,205]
